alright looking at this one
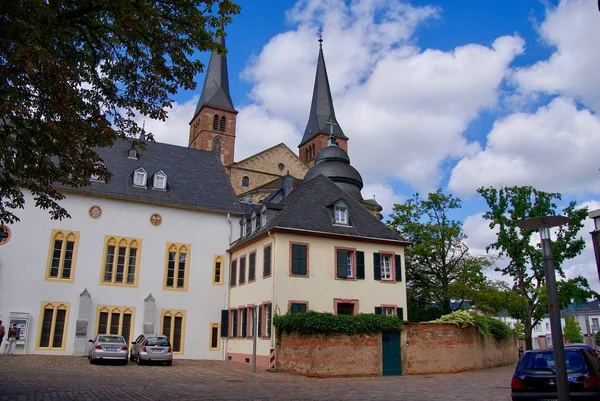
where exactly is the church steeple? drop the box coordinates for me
[298,34,348,167]
[189,33,238,169]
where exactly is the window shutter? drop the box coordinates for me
[258,306,263,337]
[232,311,237,338]
[373,253,381,281]
[249,253,256,281]
[356,251,365,279]
[374,307,382,315]
[299,245,307,275]
[241,309,247,337]
[394,254,402,282]
[230,261,237,286]
[292,244,307,275]
[336,249,348,278]
[267,304,272,337]
[263,246,271,276]
[220,310,229,337]
[397,307,404,321]
[291,303,307,313]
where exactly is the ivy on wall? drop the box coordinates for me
[273,312,400,336]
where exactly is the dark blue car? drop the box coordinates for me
[511,348,600,400]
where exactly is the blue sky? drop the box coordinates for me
[144,0,600,291]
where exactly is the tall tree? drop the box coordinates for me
[563,317,584,343]
[388,189,493,317]
[478,186,590,349]
[0,0,240,224]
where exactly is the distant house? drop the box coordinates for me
[564,299,600,347]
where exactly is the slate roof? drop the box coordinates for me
[59,139,241,215]
[299,45,347,147]
[231,174,408,249]
[193,35,236,117]
[564,299,600,315]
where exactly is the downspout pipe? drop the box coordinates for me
[268,230,276,349]
[223,212,233,361]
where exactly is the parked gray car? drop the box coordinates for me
[130,334,173,366]
[88,334,129,364]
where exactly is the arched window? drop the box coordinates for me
[153,171,167,190]
[219,116,226,131]
[133,167,147,187]
[242,176,250,187]
[213,137,221,155]
[212,114,219,131]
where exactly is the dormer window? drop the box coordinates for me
[153,171,167,190]
[334,202,348,225]
[261,207,267,227]
[251,213,257,233]
[242,219,248,237]
[128,149,138,160]
[90,161,106,182]
[133,167,147,187]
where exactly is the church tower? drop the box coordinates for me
[189,35,237,168]
[298,37,348,168]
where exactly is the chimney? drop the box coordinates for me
[282,172,294,197]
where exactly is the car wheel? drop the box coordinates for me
[165,361,172,366]
[136,354,143,365]
[123,359,128,366]
[89,357,95,365]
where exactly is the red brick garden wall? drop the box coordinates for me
[405,323,518,374]
[276,332,382,377]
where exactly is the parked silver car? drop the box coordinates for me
[130,334,173,366]
[88,334,129,364]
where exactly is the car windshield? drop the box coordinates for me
[98,335,125,344]
[519,350,589,374]
[146,337,169,347]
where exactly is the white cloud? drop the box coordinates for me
[514,0,600,113]
[448,97,600,195]
[134,96,198,147]
[240,0,523,191]
[361,182,405,219]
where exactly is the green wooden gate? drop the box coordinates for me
[382,331,401,376]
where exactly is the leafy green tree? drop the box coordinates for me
[563,317,584,343]
[595,330,600,346]
[388,189,494,318]
[513,322,525,341]
[478,186,590,349]
[0,0,240,224]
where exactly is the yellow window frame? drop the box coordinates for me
[35,301,71,351]
[94,305,136,345]
[209,322,220,351]
[163,243,191,292]
[45,229,80,282]
[212,255,224,285]
[99,235,142,287]
[160,309,186,355]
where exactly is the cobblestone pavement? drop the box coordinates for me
[0,355,514,400]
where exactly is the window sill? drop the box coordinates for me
[289,273,309,278]
[163,286,188,292]
[332,223,353,228]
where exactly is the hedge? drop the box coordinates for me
[273,311,400,336]
[432,310,511,340]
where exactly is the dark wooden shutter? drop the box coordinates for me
[263,246,271,276]
[292,244,307,275]
[373,253,381,281]
[397,307,404,321]
[375,307,382,314]
[290,303,307,314]
[239,257,246,284]
[336,249,348,278]
[249,253,256,281]
[267,304,272,337]
[230,260,237,286]
[394,254,402,282]
[257,306,263,337]
[241,308,247,337]
[232,310,237,338]
[220,310,229,337]
[356,251,365,279]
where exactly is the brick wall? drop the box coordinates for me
[405,323,518,374]
[276,332,381,377]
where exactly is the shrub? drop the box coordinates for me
[273,312,400,336]
[431,310,511,340]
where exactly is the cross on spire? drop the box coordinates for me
[318,27,323,49]
[326,117,337,146]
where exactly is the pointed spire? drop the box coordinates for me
[299,32,347,147]
[193,34,236,117]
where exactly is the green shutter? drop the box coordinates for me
[336,249,348,278]
[267,304,272,337]
[230,260,237,286]
[258,306,263,337]
[394,254,402,282]
[263,246,271,276]
[241,308,247,337]
[373,253,381,281]
[291,303,307,314]
[375,307,382,315]
[356,251,365,279]
[292,244,307,275]
[232,310,237,338]
[397,307,404,321]
[239,257,246,284]
[220,310,228,337]
[249,253,256,281]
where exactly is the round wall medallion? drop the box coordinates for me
[89,205,103,219]
[150,213,163,226]
[0,225,11,245]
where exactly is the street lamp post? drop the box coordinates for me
[518,216,570,401]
